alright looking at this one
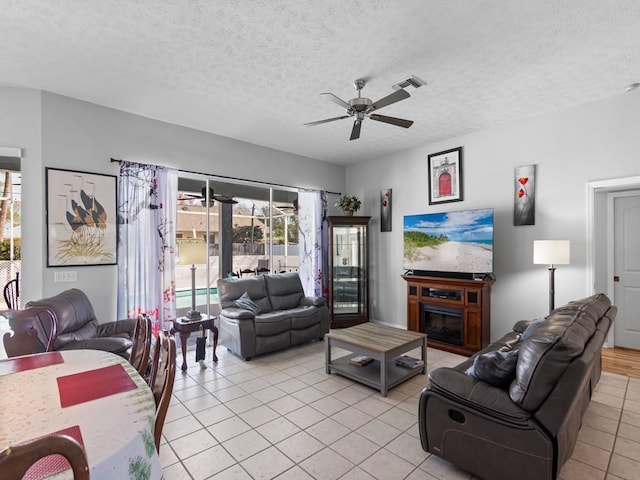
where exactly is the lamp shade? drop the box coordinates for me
[533,240,570,266]
[178,243,208,265]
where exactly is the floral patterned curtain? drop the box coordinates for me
[117,161,177,334]
[297,189,327,298]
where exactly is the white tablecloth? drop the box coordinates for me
[0,349,163,480]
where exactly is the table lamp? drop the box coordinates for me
[178,243,208,320]
[533,240,570,313]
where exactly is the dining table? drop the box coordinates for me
[0,349,164,480]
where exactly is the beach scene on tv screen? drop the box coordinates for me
[403,209,493,273]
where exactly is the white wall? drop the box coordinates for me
[4,88,345,321]
[347,90,640,340]
[0,88,43,307]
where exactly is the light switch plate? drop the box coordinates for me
[54,271,78,282]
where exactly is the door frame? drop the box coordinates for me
[587,175,640,347]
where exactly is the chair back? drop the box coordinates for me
[129,314,152,376]
[2,306,58,357]
[0,433,89,480]
[148,330,176,451]
[3,272,20,310]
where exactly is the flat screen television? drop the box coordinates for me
[403,208,494,277]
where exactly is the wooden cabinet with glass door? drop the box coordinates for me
[327,216,370,328]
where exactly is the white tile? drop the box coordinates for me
[225,394,263,414]
[182,393,222,413]
[209,464,253,480]
[385,432,430,465]
[306,417,351,445]
[182,445,237,480]
[356,418,402,447]
[268,394,306,415]
[292,385,327,404]
[310,395,349,416]
[286,405,326,429]
[256,416,302,444]
[337,467,378,480]
[252,385,288,403]
[208,415,252,443]
[571,440,612,471]
[299,447,354,480]
[163,414,204,441]
[222,429,271,462]
[352,396,393,417]
[197,403,236,427]
[213,385,250,402]
[241,446,295,480]
[559,458,606,480]
[359,447,415,480]
[330,432,380,464]
[274,465,316,480]
[608,453,640,480]
[613,436,640,461]
[377,406,418,431]
[276,430,325,462]
[418,454,473,480]
[239,404,281,428]
[161,460,193,480]
[330,406,373,431]
[170,428,218,460]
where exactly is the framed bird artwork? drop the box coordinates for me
[46,167,117,266]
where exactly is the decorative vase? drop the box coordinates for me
[343,210,354,216]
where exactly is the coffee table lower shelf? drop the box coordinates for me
[327,355,424,396]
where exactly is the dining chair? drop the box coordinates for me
[3,272,20,310]
[129,313,152,376]
[0,433,89,480]
[238,268,256,277]
[148,330,176,451]
[2,306,58,357]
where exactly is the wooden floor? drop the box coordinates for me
[602,347,640,379]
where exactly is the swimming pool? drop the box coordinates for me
[176,287,219,309]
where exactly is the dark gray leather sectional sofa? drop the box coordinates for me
[419,293,616,480]
[217,272,329,360]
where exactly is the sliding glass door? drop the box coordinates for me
[175,176,298,316]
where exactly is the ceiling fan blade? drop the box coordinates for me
[369,114,414,128]
[304,115,350,126]
[365,89,410,113]
[320,93,352,110]
[350,119,362,141]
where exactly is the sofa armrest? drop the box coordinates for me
[300,296,326,307]
[220,307,256,320]
[96,318,136,338]
[428,367,531,424]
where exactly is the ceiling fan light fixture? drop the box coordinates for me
[625,82,640,92]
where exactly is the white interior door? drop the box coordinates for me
[613,194,640,349]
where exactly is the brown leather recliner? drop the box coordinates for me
[25,288,136,358]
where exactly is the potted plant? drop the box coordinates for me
[335,194,361,216]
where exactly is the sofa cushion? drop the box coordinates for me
[264,273,304,310]
[254,311,291,336]
[509,294,611,411]
[466,349,520,387]
[289,306,318,329]
[217,276,272,313]
[233,292,261,315]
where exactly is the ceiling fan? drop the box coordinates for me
[304,79,414,140]
[179,187,238,205]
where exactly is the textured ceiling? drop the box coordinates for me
[2,1,640,166]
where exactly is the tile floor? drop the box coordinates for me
[159,338,640,480]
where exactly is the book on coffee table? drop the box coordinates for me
[349,355,374,366]
[395,355,424,369]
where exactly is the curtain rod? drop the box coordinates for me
[110,158,341,196]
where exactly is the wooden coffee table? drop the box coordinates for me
[171,314,218,371]
[325,323,426,397]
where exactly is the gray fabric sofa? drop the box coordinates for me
[25,288,136,358]
[419,293,616,480]
[217,273,329,360]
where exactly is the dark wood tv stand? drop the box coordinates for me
[402,275,494,356]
